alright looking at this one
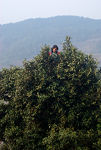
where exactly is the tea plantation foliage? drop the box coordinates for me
[0,37,101,150]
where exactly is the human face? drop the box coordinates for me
[53,48,57,53]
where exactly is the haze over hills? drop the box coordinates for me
[0,16,101,69]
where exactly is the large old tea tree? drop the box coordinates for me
[0,37,101,150]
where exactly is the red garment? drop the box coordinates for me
[49,52,52,56]
[57,52,60,55]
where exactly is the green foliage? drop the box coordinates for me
[0,37,101,149]
[0,142,8,150]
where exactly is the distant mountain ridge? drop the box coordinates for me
[0,16,101,69]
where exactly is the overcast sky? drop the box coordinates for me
[0,0,101,24]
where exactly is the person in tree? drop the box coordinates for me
[49,45,60,60]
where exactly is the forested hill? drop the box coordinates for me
[0,16,101,69]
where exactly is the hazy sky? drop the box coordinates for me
[0,0,101,24]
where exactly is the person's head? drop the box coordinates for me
[51,45,58,53]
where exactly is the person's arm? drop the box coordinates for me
[57,51,60,55]
[49,52,52,56]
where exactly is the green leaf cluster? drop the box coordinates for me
[0,37,101,150]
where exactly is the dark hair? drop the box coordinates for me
[51,45,58,53]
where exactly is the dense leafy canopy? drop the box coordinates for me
[0,37,101,150]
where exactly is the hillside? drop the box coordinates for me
[0,16,101,69]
